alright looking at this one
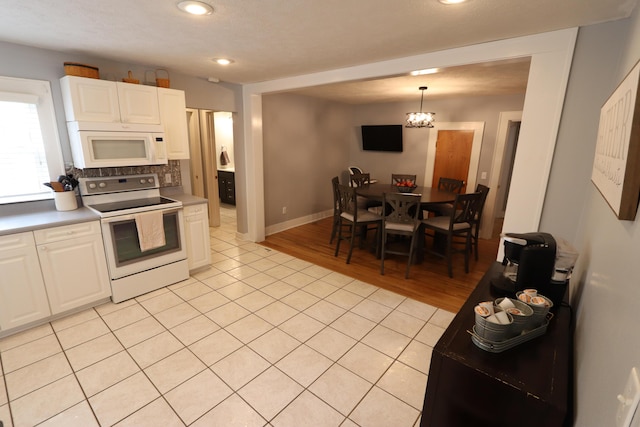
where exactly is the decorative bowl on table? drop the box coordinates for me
[396,183,417,193]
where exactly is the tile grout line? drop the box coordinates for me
[0,216,446,426]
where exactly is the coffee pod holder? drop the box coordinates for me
[469,293,554,353]
[516,292,553,328]
[495,297,534,335]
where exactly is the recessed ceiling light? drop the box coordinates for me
[213,58,234,65]
[411,68,439,76]
[438,0,468,4]
[177,1,213,15]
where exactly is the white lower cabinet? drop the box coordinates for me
[184,203,212,271]
[34,221,111,315]
[0,232,51,331]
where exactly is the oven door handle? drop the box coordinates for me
[100,208,182,223]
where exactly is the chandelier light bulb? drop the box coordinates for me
[406,86,435,128]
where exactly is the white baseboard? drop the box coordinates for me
[266,209,333,236]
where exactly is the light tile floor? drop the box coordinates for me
[0,205,454,427]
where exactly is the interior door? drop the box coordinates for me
[431,129,474,192]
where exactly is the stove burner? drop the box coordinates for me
[88,197,177,214]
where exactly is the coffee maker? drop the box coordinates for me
[491,232,557,295]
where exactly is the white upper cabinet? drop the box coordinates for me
[60,76,120,122]
[158,87,190,159]
[116,82,161,124]
[60,76,161,124]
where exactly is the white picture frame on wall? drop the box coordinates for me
[591,59,640,221]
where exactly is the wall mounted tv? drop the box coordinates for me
[361,124,403,152]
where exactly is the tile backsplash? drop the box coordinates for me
[70,160,181,187]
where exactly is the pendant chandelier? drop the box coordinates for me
[406,86,435,128]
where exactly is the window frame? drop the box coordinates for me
[0,75,65,204]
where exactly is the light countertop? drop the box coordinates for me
[160,188,208,206]
[0,199,99,237]
[1,189,207,237]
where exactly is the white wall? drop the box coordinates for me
[214,111,235,170]
[548,13,640,427]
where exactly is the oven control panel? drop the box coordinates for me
[79,174,159,195]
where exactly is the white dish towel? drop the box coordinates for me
[134,211,166,252]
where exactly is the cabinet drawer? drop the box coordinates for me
[184,204,206,217]
[34,221,101,244]
[0,232,35,251]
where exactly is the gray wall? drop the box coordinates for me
[539,15,640,426]
[262,93,353,225]
[259,92,524,228]
[351,94,526,186]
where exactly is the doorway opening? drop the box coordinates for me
[482,111,523,240]
[185,109,237,229]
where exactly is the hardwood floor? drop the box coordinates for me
[261,217,502,313]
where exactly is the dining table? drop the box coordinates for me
[355,183,458,208]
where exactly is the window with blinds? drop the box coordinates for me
[0,76,64,204]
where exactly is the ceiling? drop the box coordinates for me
[0,0,637,103]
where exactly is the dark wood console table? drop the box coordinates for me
[420,262,573,427]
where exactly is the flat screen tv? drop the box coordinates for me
[361,124,403,152]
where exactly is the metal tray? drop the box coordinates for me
[469,314,552,353]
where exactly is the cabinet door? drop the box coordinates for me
[218,171,236,205]
[184,204,212,271]
[116,82,160,124]
[60,76,121,122]
[37,234,111,314]
[158,87,190,159]
[0,233,51,330]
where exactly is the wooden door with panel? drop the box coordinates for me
[431,130,474,193]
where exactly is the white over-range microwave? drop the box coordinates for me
[67,121,168,168]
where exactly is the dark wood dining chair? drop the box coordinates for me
[426,176,466,217]
[351,172,383,214]
[470,184,490,260]
[334,184,382,264]
[438,177,465,193]
[391,174,417,185]
[422,192,483,278]
[330,176,340,244]
[380,192,422,279]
